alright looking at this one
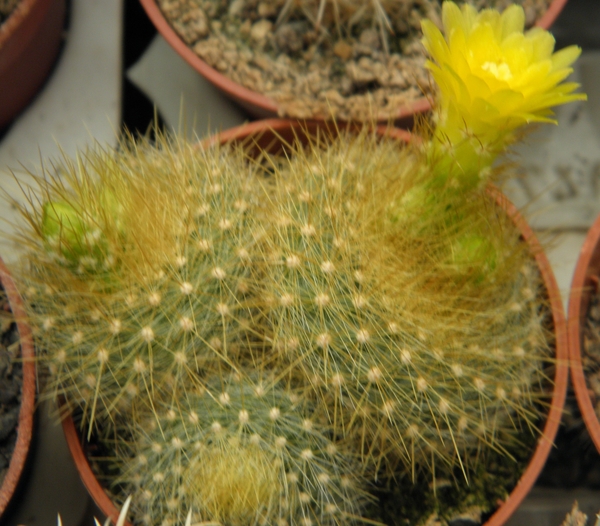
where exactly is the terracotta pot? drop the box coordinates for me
[0,0,66,130]
[61,119,567,526]
[568,213,600,452]
[0,257,36,518]
[138,0,568,125]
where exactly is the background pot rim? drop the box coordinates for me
[0,257,36,518]
[567,212,600,453]
[61,119,568,526]
[0,0,66,129]
[0,0,39,49]
[137,0,569,123]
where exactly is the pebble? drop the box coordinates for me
[177,8,209,43]
[333,40,353,60]
[228,0,245,17]
[447,507,482,526]
[250,19,273,43]
[347,57,377,85]
[359,29,380,50]
[240,19,251,36]
[257,2,277,18]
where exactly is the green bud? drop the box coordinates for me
[450,232,497,275]
[41,201,90,262]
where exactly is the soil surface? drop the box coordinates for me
[0,290,22,489]
[0,0,19,25]
[156,0,551,120]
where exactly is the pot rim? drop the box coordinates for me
[61,119,567,526]
[567,213,600,452]
[138,0,568,123]
[0,257,36,517]
[0,0,38,48]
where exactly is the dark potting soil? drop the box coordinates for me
[0,289,22,488]
[0,0,19,25]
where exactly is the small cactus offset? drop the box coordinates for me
[13,135,262,429]
[111,375,371,526]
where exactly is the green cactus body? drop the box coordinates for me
[15,138,262,429]
[113,376,371,526]
[252,131,551,480]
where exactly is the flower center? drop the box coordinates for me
[481,61,513,81]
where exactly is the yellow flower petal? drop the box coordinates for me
[423,2,585,137]
[551,45,582,70]
[499,4,524,39]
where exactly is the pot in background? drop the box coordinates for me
[0,0,66,130]
[568,213,600,452]
[138,0,569,125]
[0,256,36,518]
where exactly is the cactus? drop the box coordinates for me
[6,3,586,525]
[249,128,551,481]
[12,136,263,430]
[110,375,371,526]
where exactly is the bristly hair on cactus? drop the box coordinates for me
[9,132,265,433]
[246,126,552,484]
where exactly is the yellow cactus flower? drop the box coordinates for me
[422,1,586,187]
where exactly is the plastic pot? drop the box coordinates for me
[0,256,36,518]
[0,0,66,130]
[61,119,567,526]
[138,0,569,125]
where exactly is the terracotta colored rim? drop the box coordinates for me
[568,213,600,453]
[483,188,568,526]
[138,0,568,123]
[0,0,66,129]
[62,120,567,526]
[0,257,36,517]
